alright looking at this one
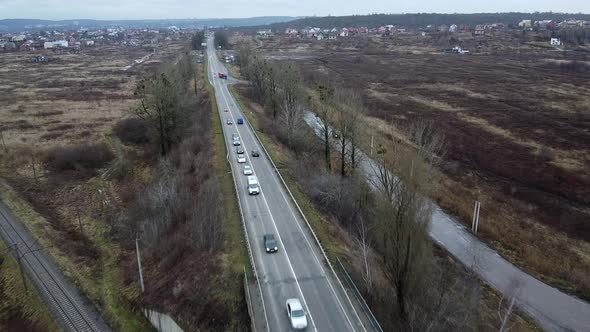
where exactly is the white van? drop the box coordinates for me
[247,175,260,195]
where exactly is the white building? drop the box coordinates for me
[44,40,68,49]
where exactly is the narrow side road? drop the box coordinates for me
[304,111,590,332]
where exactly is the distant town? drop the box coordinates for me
[0,25,189,54]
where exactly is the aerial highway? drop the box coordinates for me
[206,36,370,331]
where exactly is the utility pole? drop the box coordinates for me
[0,128,7,152]
[31,154,37,184]
[472,200,481,233]
[135,236,145,293]
[76,207,84,236]
[370,135,374,156]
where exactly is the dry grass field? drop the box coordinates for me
[0,43,184,151]
[254,34,590,300]
[0,41,187,329]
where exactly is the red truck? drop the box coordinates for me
[218,72,227,79]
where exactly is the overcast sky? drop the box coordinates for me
[1,0,589,20]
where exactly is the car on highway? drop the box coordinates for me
[237,117,244,125]
[237,155,246,163]
[233,139,241,146]
[236,146,244,154]
[286,298,307,330]
[226,118,232,125]
[251,150,260,157]
[243,165,253,175]
[263,234,278,253]
[224,107,229,112]
[247,175,260,195]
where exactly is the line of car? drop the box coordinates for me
[221,65,308,331]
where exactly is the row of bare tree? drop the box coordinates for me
[238,43,365,177]
[123,53,223,254]
[237,43,518,329]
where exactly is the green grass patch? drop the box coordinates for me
[0,182,153,331]
[205,61,250,330]
[0,242,60,331]
[227,86,345,259]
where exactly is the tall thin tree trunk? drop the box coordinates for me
[341,135,346,177]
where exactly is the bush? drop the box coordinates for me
[45,143,114,173]
[113,118,151,145]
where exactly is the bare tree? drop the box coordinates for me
[277,64,304,147]
[355,216,373,294]
[190,178,224,251]
[139,159,178,249]
[315,82,335,171]
[498,277,524,332]
[332,88,364,176]
[372,118,446,320]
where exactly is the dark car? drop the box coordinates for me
[251,150,260,157]
[263,234,278,253]
[236,146,244,155]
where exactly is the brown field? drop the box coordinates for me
[253,34,590,300]
[0,42,184,150]
[0,41,188,329]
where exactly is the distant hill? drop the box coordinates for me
[0,17,300,32]
[251,12,590,31]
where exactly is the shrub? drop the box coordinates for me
[113,118,151,145]
[45,143,114,173]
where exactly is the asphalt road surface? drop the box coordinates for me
[0,200,111,332]
[207,37,369,332]
[303,111,590,332]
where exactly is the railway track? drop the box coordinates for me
[0,201,110,332]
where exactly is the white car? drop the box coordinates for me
[233,139,241,146]
[286,298,307,330]
[243,165,253,175]
[237,155,246,163]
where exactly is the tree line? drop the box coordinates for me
[254,12,590,31]
[118,51,224,255]
[236,41,517,329]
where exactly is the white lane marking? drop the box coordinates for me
[209,45,317,331]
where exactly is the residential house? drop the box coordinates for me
[257,29,272,36]
[359,27,368,34]
[339,28,349,37]
[518,20,532,28]
[377,26,387,34]
[328,32,338,40]
[316,32,325,41]
[474,25,485,36]
[438,24,448,32]
[44,40,68,49]
[449,24,458,33]
[11,35,26,42]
